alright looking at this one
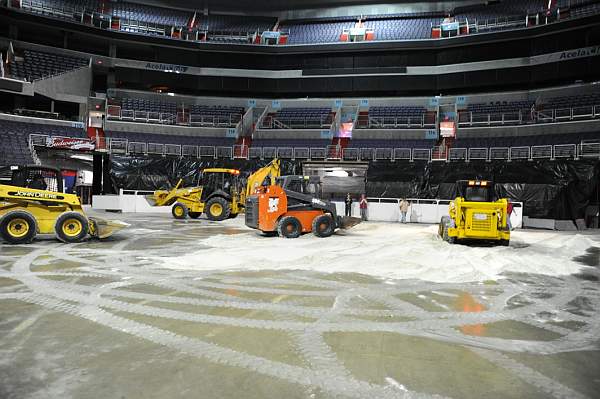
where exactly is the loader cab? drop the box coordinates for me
[456,180,496,203]
[276,175,323,198]
[10,165,64,193]
[199,168,241,201]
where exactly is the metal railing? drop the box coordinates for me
[361,114,437,129]
[106,105,241,127]
[458,105,600,127]
[261,116,333,130]
[120,19,169,37]
[27,134,600,161]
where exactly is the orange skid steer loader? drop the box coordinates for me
[245,175,361,238]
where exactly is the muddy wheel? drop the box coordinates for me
[0,210,37,244]
[277,216,302,239]
[188,212,201,219]
[438,221,445,238]
[312,214,334,238]
[55,212,89,243]
[206,197,230,221]
[440,216,455,244]
[500,239,510,247]
[172,203,188,220]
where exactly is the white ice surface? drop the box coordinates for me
[150,222,595,283]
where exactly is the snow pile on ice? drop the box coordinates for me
[151,222,595,283]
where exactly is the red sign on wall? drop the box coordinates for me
[46,137,95,151]
[440,121,456,138]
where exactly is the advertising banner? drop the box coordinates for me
[440,121,456,138]
[46,137,95,151]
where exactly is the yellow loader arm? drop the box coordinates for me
[146,179,203,207]
[244,159,281,199]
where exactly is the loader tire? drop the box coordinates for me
[0,210,37,244]
[440,216,455,244]
[172,203,188,220]
[500,239,510,247]
[277,216,302,239]
[206,197,230,221]
[55,212,89,243]
[312,214,334,238]
[188,212,201,219]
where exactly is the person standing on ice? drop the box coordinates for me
[345,193,353,217]
[506,200,515,230]
[359,194,368,221]
[399,198,409,224]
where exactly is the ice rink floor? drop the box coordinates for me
[1,212,599,399]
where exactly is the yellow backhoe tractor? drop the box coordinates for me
[438,180,511,246]
[0,165,128,244]
[147,159,281,221]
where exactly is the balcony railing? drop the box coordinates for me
[28,134,600,161]
[106,105,241,127]
[359,114,437,129]
[458,104,600,127]
[261,116,333,129]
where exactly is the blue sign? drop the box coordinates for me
[261,31,280,39]
[71,122,85,129]
[334,99,343,108]
[226,128,237,138]
[425,130,438,140]
[360,99,369,107]
[247,99,257,108]
[456,96,467,106]
[429,97,439,107]
[321,130,333,139]
[271,100,281,109]
[441,22,459,31]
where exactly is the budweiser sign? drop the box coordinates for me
[46,137,95,151]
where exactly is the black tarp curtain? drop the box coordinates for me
[108,157,301,194]
[367,160,600,220]
[109,156,599,220]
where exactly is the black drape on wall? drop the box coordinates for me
[366,160,600,220]
[108,156,599,220]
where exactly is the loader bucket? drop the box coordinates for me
[89,217,130,239]
[145,194,158,206]
[338,216,362,230]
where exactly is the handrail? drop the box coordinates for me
[106,107,241,127]
[457,103,600,127]
[28,134,600,161]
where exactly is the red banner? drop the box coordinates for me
[46,137,95,151]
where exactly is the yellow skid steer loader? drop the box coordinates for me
[439,180,511,246]
[0,165,128,244]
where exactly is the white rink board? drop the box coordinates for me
[334,199,523,228]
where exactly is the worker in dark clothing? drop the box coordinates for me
[28,175,47,190]
[345,193,353,217]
